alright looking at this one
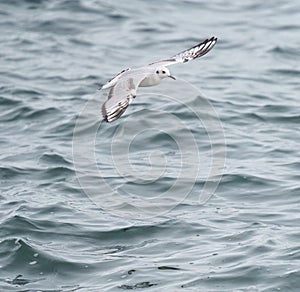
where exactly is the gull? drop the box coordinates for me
[101,37,217,122]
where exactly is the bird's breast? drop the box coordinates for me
[139,75,160,87]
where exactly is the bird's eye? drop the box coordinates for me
[162,70,166,74]
[156,70,159,74]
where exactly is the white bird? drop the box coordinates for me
[101,37,217,122]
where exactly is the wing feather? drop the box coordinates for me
[149,37,217,67]
[101,68,131,90]
[102,71,147,122]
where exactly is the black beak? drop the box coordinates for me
[169,75,176,80]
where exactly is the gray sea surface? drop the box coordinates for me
[1,0,300,291]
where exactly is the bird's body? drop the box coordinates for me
[101,37,217,122]
[103,67,171,89]
[139,71,162,87]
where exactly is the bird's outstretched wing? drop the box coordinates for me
[149,37,217,67]
[101,68,131,90]
[102,71,147,122]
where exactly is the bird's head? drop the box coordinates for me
[155,66,176,80]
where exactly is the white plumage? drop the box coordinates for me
[101,37,217,123]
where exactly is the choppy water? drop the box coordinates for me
[1,0,300,291]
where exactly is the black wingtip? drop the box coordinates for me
[208,36,217,43]
[205,36,217,43]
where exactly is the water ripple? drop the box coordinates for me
[1,0,300,291]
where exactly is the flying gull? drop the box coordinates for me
[101,37,217,122]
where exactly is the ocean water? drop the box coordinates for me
[1,0,300,291]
